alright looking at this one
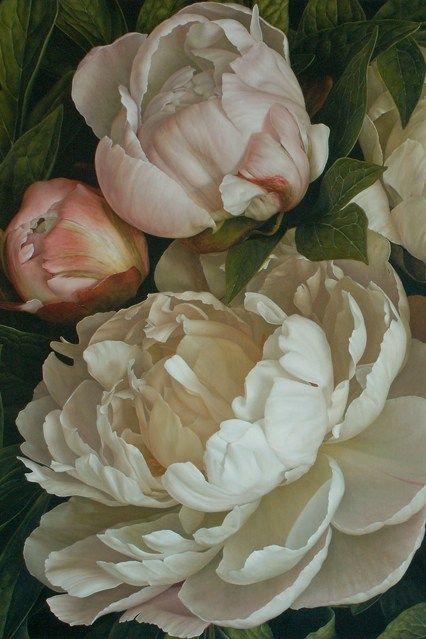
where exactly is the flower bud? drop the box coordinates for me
[1,178,149,322]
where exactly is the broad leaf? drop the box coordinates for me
[293,20,420,77]
[377,37,425,127]
[318,158,386,211]
[56,0,127,51]
[305,609,336,638]
[295,203,368,263]
[0,0,58,158]
[0,106,63,225]
[0,325,49,446]
[0,492,50,637]
[136,0,188,33]
[297,0,365,39]
[256,0,289,33]
[26,70,74,130]
[378,603,426,638]
[225,233,283,303]
[376,0,426,44]
[315,29,377,162]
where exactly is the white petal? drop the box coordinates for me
[132,585,210,638]
[216,456,343,584]
[307,124,329,181]
[331,396,426,534]
[179,530,331,627]
[384,139,426,202]
[389,338,426,399]
[95,137,214,238]
[72,33,146,138]
[293,508,426,608]
[391,196,426,262]
[17,395,57,465]
[352,181,401,244]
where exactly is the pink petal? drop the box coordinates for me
[95,137,215,238]
[72,33,146,139]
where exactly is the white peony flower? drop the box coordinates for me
[71,2,329,238]
[22,237,426,637]
[359,64,426,262]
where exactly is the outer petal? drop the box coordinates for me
[130,585,210,638]
[178,530,331,627]
[72,33,146,138]
[351,182,401,244]
[178,2,289,58]
[391,196,426,262]
[330,397,426,534]
[389,338,426,399]
[95,137,214,238]
[306,124,329,181]
[293,508,426,608]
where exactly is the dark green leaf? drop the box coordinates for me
[297,0,365,39]
[293,20,420,77]
[296,203,368,263]
[0,492,50,637]
[0,326,49,447]
[26,70,74,130]
[218,625,274,638]
[377,37,425,128]
[376,0,426,44]
[0,106,63,225]
[315,29,377,162]
[318,158,386,211]
[0,0,58,158]
[351,595,382,615]
[57,0,127,51]
[136,0,188,33]
[378,603,426,638]
[292,53,316,75]
[379,559,426,623]
[305,609,336,638]
[256,0,289,33]
[225,233,283,303]
[0,393,3,448]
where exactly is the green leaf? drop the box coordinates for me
[379,558,426,623]
[315,29,377,162]
[318,158,386,211]
[297,0,365,39]
[56,0,127,51]
[377,37,426,128]
[0,492,50,637]
[291,52,316,75]
[26,70,74,130]
[376,0,426,44]
[218,625,274,638]
[0,0,58,158]
[225,233,283,303]
[304,609,336,638]
[351,595,382,615]
[0,393,3,448]
[0,326,49,446]
[378,603,426,638]
[256,0,289,33]
[136,0,188,33]
[293,20,420,77]
[296,203,368,263]
[0,106,63,225]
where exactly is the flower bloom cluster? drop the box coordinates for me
[21,236,426,638]
[71,2,329,238]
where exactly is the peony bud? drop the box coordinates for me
[1,178,149,322]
